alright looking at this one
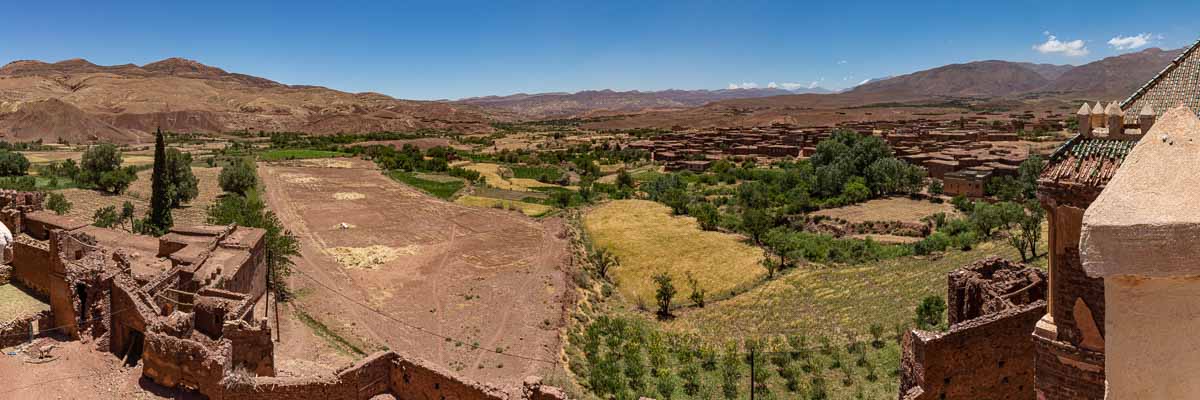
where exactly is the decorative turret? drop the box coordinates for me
[1090,102,1106,129]
[1139,104,1157,133]
[1105,101,1123,135]
[1077,102,1092,136]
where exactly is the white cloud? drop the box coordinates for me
[1033,33,1089,57]
[727,82,759,89]
[767,82,778,89]
[1108,33,1156,50]
[837,60,848,65]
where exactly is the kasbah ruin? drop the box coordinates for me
[5,25,1200,400]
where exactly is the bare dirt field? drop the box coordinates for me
[56,166,223,227]
[260,158,571,386]
[812,197,958,224]
[0,338,200,400]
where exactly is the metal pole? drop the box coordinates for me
[749,348,756,400]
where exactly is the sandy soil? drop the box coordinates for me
[812,197,958,224]
[260,158,571,386]
[0,338,200,400]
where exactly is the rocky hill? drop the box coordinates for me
[0,58,494,143]
[456,87,834,119]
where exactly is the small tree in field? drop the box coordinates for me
[219,157,258,195]
[915,296,946,330]
[45,192,72,215]
[653,272,676,318]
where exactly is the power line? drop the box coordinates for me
[290,267,559,365]
[0,306,133,339]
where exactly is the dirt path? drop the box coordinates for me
[259,159,571,386]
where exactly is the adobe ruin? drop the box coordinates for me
[0,191,568,399]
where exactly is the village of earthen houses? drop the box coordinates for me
[3,3,1200,399]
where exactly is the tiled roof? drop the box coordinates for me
[1040,136,1135,189]
[1122,39,1200,122]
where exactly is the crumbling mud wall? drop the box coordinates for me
[900,302,1046,400]
[0,310,51,348]
[143,326,232,396]
[11,236,51,297]
[947,257,1046,325]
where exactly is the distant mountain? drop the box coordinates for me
[845,60,1053,99]
[1039,47,1183,99]
[0,57,493,143]
[456,87,832,118]
[1014,62,1076,81]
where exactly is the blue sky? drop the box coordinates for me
[2,0,1198,100]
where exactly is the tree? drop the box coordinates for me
[761,255,782,278]
[219,157,258,195]
[120,201,135,231]
[689,202,719,231]
[686,272,706,307]
[1005,201,1045,261]
[928,179,944,196]
[93,205,120,228]
[97,167,137,194]
[0,151,30,176]
[652,272,676,318]
[165,148,199,207]
[616,168,634,189]
[1017,155,1045,200]
[741,207,772,245]
[842,177,871,203]
[79,144,123,186]
[145,129,174,235]
[45,192,72,215]
[915,296,946,330]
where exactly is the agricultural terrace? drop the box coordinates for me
[56,166,223,227]
[455,195,553,217]
[812,197,958,224]
[584,199,765,305]
[464,162,578,192]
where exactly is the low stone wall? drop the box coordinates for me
[900,301,1045,400]
[11,238,51,297]
[143,329,231,396]
[1032,334,1104,400]
[0,310,50,349]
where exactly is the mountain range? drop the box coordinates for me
[0,46,1185,142]
[0,58,493,143]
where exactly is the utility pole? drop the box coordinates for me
[749,348,756,400]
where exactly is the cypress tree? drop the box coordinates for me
[147,128,173,234]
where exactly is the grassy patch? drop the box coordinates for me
[811,197,959,224]
[511,165,564,182]
[584,199,766,307]
[388,171,465,199]
[0,284,50,322]
[455,195,554,217]
[464,162,577,192]
[260,149,349,161]
[293,308,368,357]
[666,241,1046,344]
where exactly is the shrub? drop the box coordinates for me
[653,272,676,318]
[219,158,258,195]
[0,151,30,176]
[45,192,72,215]
[915,295,946,330]
[79,144,123,186]
[93,205,119,228]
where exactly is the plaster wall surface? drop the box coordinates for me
[1104,275,1200,399]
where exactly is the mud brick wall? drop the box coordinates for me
[1033,335,1104,400]
[143,330,231,395]
[0,264,9,285]
[219,375,354,400]
[224,234,267,301]
[223,320,274,377]
[1050,248,1104,346]
[11,239,51,297]
[900,301,1045,400]
[389,353,512,400]
[0,310,50,348]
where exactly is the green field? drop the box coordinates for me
[388,171,465,199]
[259,149,349,161]
[511,165,565,182]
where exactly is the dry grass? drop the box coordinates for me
[583,199,766,306]
[812,197,958,224]
[0,284,49,323]
[455,195,553,217]
[326,245,414,270]
[19,151,82,164]
[847,234,923,244]
[463,163,577,192]
[56,166,223,227]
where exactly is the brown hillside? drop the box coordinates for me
[0,58,496,143]
[1040,47,1183,99]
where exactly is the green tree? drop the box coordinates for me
[79,144,123,185]
[0,151,30,176]
[120,201,136,231]
[616,168,634,188]
[842,177,871,203]
[1017,155,1045,199]
[93,205,119,228]
[915,296,946,330]
[45,192,72,215]
[686,272,706,307]
[145,129,174,235]
[741,207,772,245]
[653,272,676,318]
[689,202,719,231]
[928,179,944,196]
[165,148,199,207]
[219,157,258,195]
